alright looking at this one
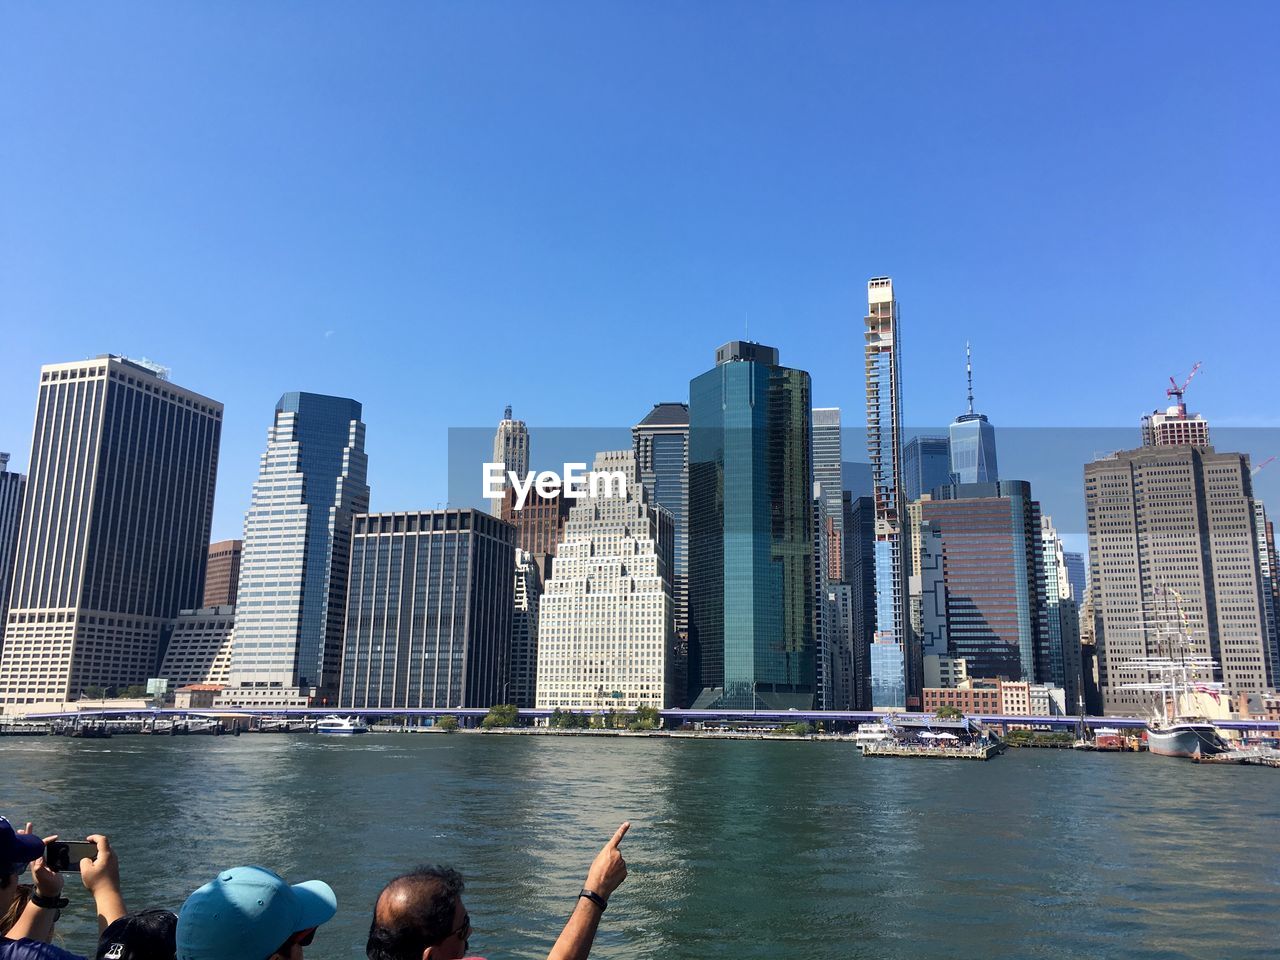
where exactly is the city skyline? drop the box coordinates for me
[3,4,1278,549]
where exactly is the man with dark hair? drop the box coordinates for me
[367,822,631,960]
[95,909,177,960]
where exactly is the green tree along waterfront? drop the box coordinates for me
[4,734,1279,959]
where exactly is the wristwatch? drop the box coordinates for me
[31,894,69,909]
[578,888,607,912]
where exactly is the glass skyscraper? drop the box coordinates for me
[864,278,912,708]
[688,341,814,710]
[903,435,951,502]
[811,408,844,581]
[224,392,369,706]
[948,345,998,485]
[633,402,689,705]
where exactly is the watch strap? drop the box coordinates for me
[578,888,607,912]
[31,894,70,909]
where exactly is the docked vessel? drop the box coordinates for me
[854,722,891,747]
[314,715,369,735]
[1146,720,1229,759]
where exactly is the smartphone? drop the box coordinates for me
[43,840,98,873]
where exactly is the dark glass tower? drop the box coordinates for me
[688,341,814,710]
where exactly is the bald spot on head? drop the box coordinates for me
[366,866,465,960]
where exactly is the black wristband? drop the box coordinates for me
[31,895,69,909]
[578,888,607,912]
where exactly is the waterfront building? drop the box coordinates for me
[812,408,844,581]
[203,540,243,607]
[0,356,221,710]
[174,684,223,709]
[490,405,530,515]
[1253,501,1279,687]
[689,341,814,710]
[826,583,856,710]
[841,492,876,710]
[922,677,1062,716]
[338,509,515,709]
[1041,515,1084,711]
[222,393,368,708]
[536,450,674,711]
[864,278,912,708]
[903,436,950,502]
[158,606,236,688]
[1086,445,1270,713]
[813,484,833,709]
[918,481,1048,684]
[510,549,542,709]
[0,454,24,636]
[496,486,570,584]
[948,345,998,485]
[910,509,948,663]
[633,402,690,705]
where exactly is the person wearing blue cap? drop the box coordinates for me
[175,867,336,960]
[1,817,128,960]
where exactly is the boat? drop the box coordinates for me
[313,715,369,735]
[854,722,891,746]
[1147,720,1230,759]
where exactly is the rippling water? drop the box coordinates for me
[4,733,1279,959]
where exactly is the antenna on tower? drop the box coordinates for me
[965,342,975,416]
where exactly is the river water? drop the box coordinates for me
[3,733,1278,959]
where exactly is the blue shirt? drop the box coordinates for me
[0,939,86,960]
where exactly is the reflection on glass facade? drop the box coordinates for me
[226,392,368,706]
[0,356,221,706]
[812,408,843,581]
[633,403,689,705]
[339,510,515,709]
[949,415,999,484]
[0,456,25,632]
[903,436,950,502]
[689,341,814,710]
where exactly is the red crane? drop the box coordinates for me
[1166,361,1202,406]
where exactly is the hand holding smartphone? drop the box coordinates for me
[43,839,99,872]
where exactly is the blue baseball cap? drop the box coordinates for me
[1,817,46,873]
[176,866,336,960]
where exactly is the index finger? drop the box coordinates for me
[607,821,631,848]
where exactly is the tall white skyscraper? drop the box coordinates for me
[222,392,369,707]
[0,356,221,711]
[536,450,674,711]
[865,277,910,708]
[490,405,530,515]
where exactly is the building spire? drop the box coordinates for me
[965,342,974,416]
[503,404,512,421]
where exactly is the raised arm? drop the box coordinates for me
[546,822,630,960]
[5,824,62,943]
[80,834,126,933]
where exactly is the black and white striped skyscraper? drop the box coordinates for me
[0,356,221,709]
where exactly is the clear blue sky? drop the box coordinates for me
[2,2,1277,547]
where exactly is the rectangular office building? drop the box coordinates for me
[338,509,515,710]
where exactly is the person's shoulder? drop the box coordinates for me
[0,938,87,960]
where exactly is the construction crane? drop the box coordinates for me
[1166,361,1202,407]
[1252,455,1276,478]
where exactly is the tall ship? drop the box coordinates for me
[1118,588,1230,760]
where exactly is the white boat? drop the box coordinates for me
[313,715,369,735]
[854,722,891,746]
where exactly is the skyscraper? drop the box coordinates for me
[338,509,515,710]
[689,341,814,710]
[0,454,24,638]
[1041,515,1084,711]
[496,486,570,585]
[918,481,1048,683]
[864,278,911,708]
[202,539,243,607]
[812,408,844,581]
[632,402,690,704]
[510,549,542,709]
[536,450,674,711]
[1251,501,1278,688]
[842,492,876,710]
[223,393,368,707]
[490,405,530,515]
[1063,551,1088,604]
[948,344,998,485]
[0,356,221,709]
[1086,445,1270,713]
[903,436,951,502]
